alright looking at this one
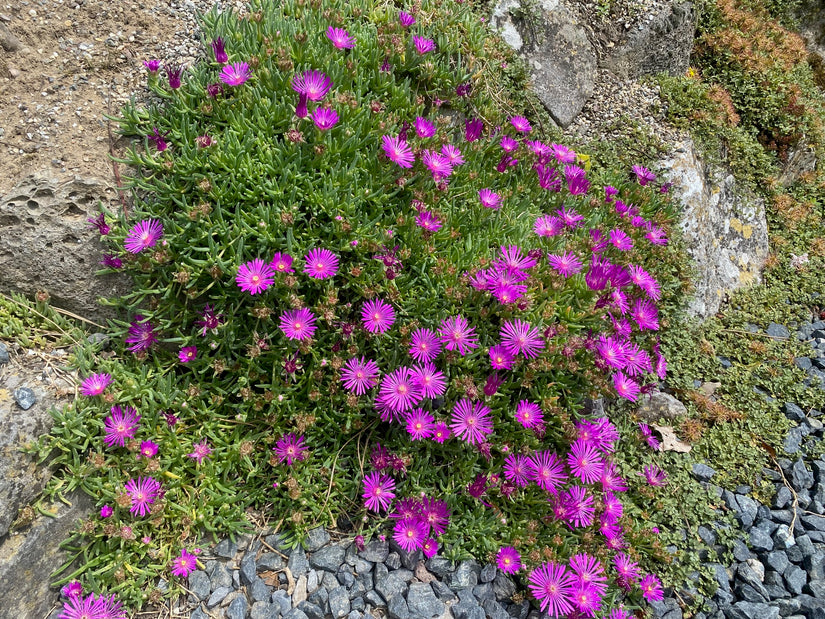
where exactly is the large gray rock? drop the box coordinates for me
[490,0,597,127]
[662,139,769,318]
[0,490,94,618]
[0,356,73,538]
[602,1,696,80]
[0,172,131,323]
[636,390,687,423]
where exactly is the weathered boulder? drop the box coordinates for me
[662,139,768,318]
[636,391,688,423]
[0,172,131,323]
[0,490,94,619]
[490,0,597,127]
[0,349,73,538]
[601,1,697,80]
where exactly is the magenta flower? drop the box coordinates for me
[515,400,544,430]
[640,573,664,602]
[361,298,396,334]
[439,315,479,356]
[394,517,430,553]
[547,251,583,277]
[381,134,415,168]
[124,476,162,517]
[503,453,531,487]
[450,398,493,446]
[326,27,355,49]
[197,304,224,336]
[303,248,339,279]
[602,492,624,524]
[614,553,640,587]
[362,471,396,512]
[595,334,628,369]
[489,344,515,370]
[422,149,453,179]
[500,319,545,359]
[564,485,595,528]
[61,581,83,599]
[432,422,450,443]
[412,362,446,398]
[80,372,113,397]
[510,115,532,133]
[143,59,161,73]
[270,252,295,273]
[496,546,522,574]
[478,188,502,210]
[613,371,640,401]
[399,11,416,26]
[441,144,464,166]
[312,107,339,130]
[639,422,660,450]
[211,37,228,63]
[103,405,140,447]
[422,538,438,558]
[535,163,561,191]
[632,298,659,331]
[341,357,380,395]
[609,228,634,251]
[236,258,276,295]
[378,367,423,414]
[292,70,332,100]
[405,408,435,440]
[101,254,123,269]
[87,212,110,235]
[415,117,436,138]
[528,450,567,493]
[465,118,483,142]
[60,592,126,619]
[187,440,212,463]
[274,433,308,465]
[570,584,602,616]
[124,219,163,254]
[496,245,537,271]
[164,64,183,89]
[500,135,519,153]
[413,36,436,54]
[416,210,442,232]
[641,464,668,487]
[219,62,251,86]
[171,549,198,578]
[628,264,661,300]
[420,497,450,535]
[528,562,576,617]
[632,165,656,186]
[565,165,590,195]
[100,505,113,518]
[137,440,158,459]
[178,346,197,363]
[601,462,628,493]
[569,553,607,597]
[557,206,584,228]
[279,308,317,341]
[533,214,564,237]
[125,316,158,353]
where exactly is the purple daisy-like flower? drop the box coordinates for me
[137,440,158,459]
[551,143,577,163]
[415,117,436,138]
[547,251,583,278]
[219,62,251,86]
[124,476,162,517]
[274,433,308,465]
[405,408,435,440]
[632,165,657,186]
[569,553,608,595]
[503,453,531,487]
[609,228,634,251]
[497,546,522,574]
[465,118,483,142]
[595,334,628,370]
[450,398,493,446]
[535,163,561,191]
[393,516,429,552]
[533,214,564,237]
[441,144,464,166]
[80,372,113,397]
[422,538,438,558]
[528,562,576,617]
[628,264,661,300]
[422,149,453,180]
[510,115,531,133]
[419,497,450,535]
[236,259,276,295]
[197,304,224,336]
[484,372,504,396]
[601,462,628,493]
[279,308,317,341]
[416,210,443,232]
[412,362,446,399]
[602,491,624,524]
[409,328,442,363]
[178,346,197,363]
[378,367,423,414]
[399,11,416,26]
[641,464,668,487]
[103,405,140,447]
[632,298,659,331]
[143,59,161,73]
[101,254,123,269]
[211,37,228,63]
[639,422,661,450]
[432,422,450,443]
[87,212,110,235]
[640,574,664,602]
[341,357,380,395]
[187,440,212,463]
[381,135,415,168]
[312,107,339,130]
[565,165,590,195]
[496,245,537,271]
[646,225,668,245]
[269,252,294,274]
[500,319,545,359]
[528,450,567,494]
[564,485,595,528]
[171,548,198,578]
[326,26,355,49]
[100,505,113,518]
[60,592,126,619]
[613,370,640,401]
[413,36,436,54]
[614,553,641,587]
[292,70,332,101]
[557,206,584,228]
[500,135,519,153]
[361,298,396,334]
[439,315,479,356]
[124,219,163,254]
[165,64,183,89]
[363,471,396,512]
[303,248,339,279]
[478,188,502,210]
[61,581,83,599]
[514,401,544,430]
[570,584,602,616]
[488,344,515,370]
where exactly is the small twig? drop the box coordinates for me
[771,454,800,535]
[50,305,107,330]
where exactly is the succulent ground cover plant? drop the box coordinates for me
[36,0,697,614]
